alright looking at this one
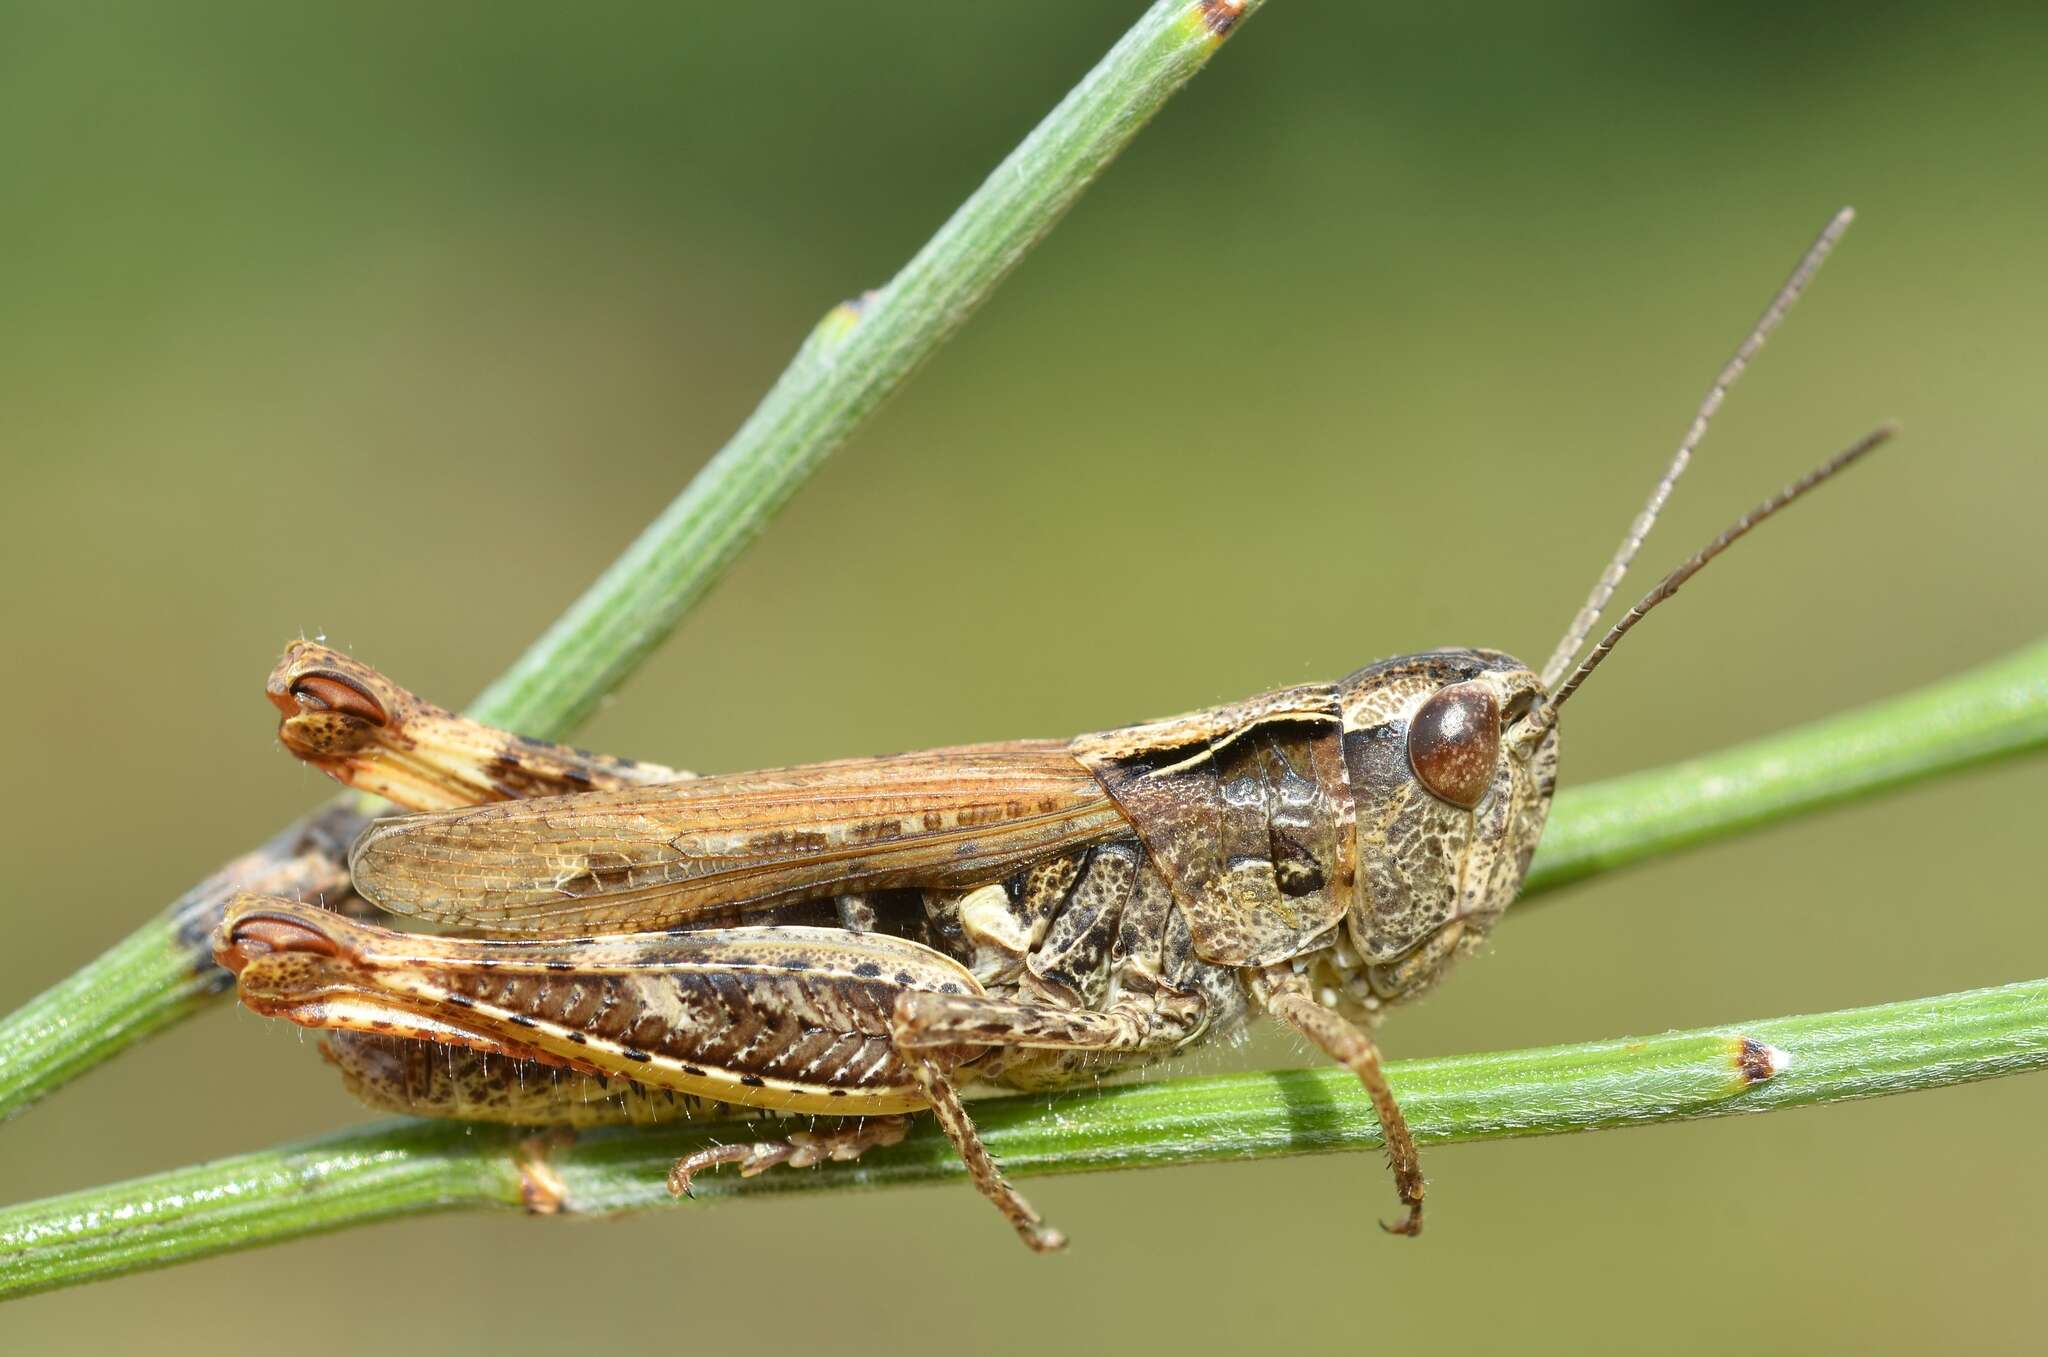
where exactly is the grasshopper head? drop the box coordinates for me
[1326,212,1891,1005]
[1336,650,1557,1002]
[1332,416,1893,1008]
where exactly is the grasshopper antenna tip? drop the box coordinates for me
[1525,420,1896,735]
[1537,209,1859,692]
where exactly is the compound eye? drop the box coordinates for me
[289,672,388,727]
[1406,681,1501,809]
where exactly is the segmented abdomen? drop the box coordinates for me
[324,1030,766,1128]
[400,926,979,1113]
[445,954,908,1092]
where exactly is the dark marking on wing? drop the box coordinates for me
[350,744,1129,937]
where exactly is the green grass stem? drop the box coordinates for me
[7,975,2041,1299]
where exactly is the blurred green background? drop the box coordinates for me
[3,1,2045,1350]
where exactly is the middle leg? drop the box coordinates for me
[668,1116,914,1196]
[888,985,1208,1252]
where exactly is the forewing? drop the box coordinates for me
[349,742,1127,936]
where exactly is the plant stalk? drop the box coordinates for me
[1525,636,2048,897]
[6,975,2042,1299]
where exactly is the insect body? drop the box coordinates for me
[219,211,1886,1249]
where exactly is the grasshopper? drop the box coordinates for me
[217,210,1888,1250]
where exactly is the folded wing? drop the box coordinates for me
[349,742,1127,936]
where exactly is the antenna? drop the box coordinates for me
[1521,421,1895,741]
[1537,207,1858,692]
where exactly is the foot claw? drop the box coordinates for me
[1024,1224,1068,1253]
[1378,1202,1425,1238]
[668,1143,751,1198]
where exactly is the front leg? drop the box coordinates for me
[1250,966,1425,1236]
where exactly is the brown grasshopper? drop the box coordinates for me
[217,210,1888,1250]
